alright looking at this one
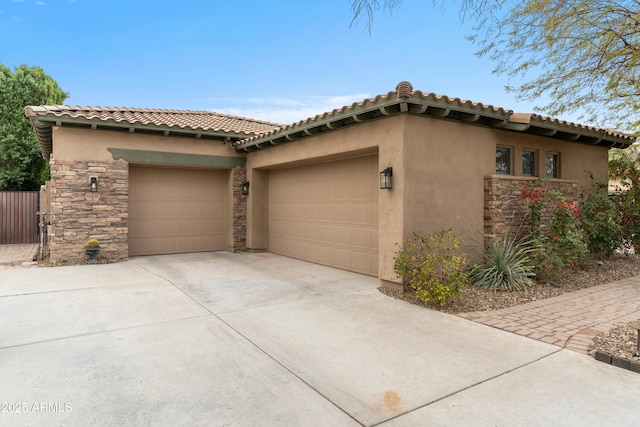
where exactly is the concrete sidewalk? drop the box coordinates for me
[1,252,639,426]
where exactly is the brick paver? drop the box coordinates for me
[457,276,640,354]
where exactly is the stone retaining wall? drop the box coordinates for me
[484,176,578,237]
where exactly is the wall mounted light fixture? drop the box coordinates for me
[380,167,393,189]
[90,176,98,192]
[242,181,250,195]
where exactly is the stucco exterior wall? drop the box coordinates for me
[402,116,493,250]
[52,127,240,161]
[43,114,613,277]
[401,116,609,257]
[245,116,403,283]
[46,127,245,263]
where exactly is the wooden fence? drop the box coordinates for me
[0,191,39,244]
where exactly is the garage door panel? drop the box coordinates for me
[268,155,378,276]
[351,227,373,248]
[319,205,335,221]
[335,182,353,200]
[129,166,227,256]
[156,201,180,216]
[335,203,353,223]
[353,203,372,224]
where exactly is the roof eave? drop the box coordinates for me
[234,94,512,152]
[234,95,635,152]
[28,115,256,160]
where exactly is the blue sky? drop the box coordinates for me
[2,0,550,125]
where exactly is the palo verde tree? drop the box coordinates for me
[351,0,640,132]
[0,63,68,191]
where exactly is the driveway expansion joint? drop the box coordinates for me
[369,348,564,427]
[131,258,366,426]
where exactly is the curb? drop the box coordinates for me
[594,350,640,374]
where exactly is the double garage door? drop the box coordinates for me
[268,155,379,276]
[129,166,226,256]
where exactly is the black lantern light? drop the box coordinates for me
[90,176,98,192]
[242,181,250,195]
[380,167,393,189]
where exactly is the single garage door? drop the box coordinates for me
[129,166,227,256]
[269,155,378,275]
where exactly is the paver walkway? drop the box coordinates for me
[457,275,640,354]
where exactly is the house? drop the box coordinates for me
[25,81,635,289]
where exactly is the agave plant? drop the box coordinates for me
[470,234,536,291]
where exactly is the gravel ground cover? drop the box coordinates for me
[380,254,640,359]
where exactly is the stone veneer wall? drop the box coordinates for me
[48,158,128,264]
[231,165,247,252]
[484,176,578,237]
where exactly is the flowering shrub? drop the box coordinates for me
[521,185,546,239]
[546,191,588,270]
[521,183,587,273]
[393,230,469,306]
[579,178,623,257]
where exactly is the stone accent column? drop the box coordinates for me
[484,176,578,237]
[48,158,128,264]
[231,165,247,252]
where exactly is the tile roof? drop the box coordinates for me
[25,105,281,134]
[235,81,636,152]
[25,105,282,159]
[25,82,636,160]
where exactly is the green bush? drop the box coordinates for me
[393,230,469,306]
[579,177,623,258]
[610,147,640,248]
[546,191,588,270]
[470,234,536,291]
[521,183,588,273]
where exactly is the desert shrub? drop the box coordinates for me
[393,230,469,306]
[86,238,99,248]
[521,183,588,273]
[545,191,588,270]
[470,234,536,291]
[579,177,623,258]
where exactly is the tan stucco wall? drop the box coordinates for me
[47,127,246,262]
[245,114,612,286]
[402,116,493,251]
[245,117,403,282]
[51,127,241,161]
[401,116,609,254]
[498,132,609,187]
[46,116,612,279]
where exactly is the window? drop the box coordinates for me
[522,150,536,176]
[546,153,559,178]
[496,147,511,175]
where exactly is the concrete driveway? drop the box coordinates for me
[1,252,639,426]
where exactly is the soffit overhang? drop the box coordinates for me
[234,89,636,153]
[24,106,281,160]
